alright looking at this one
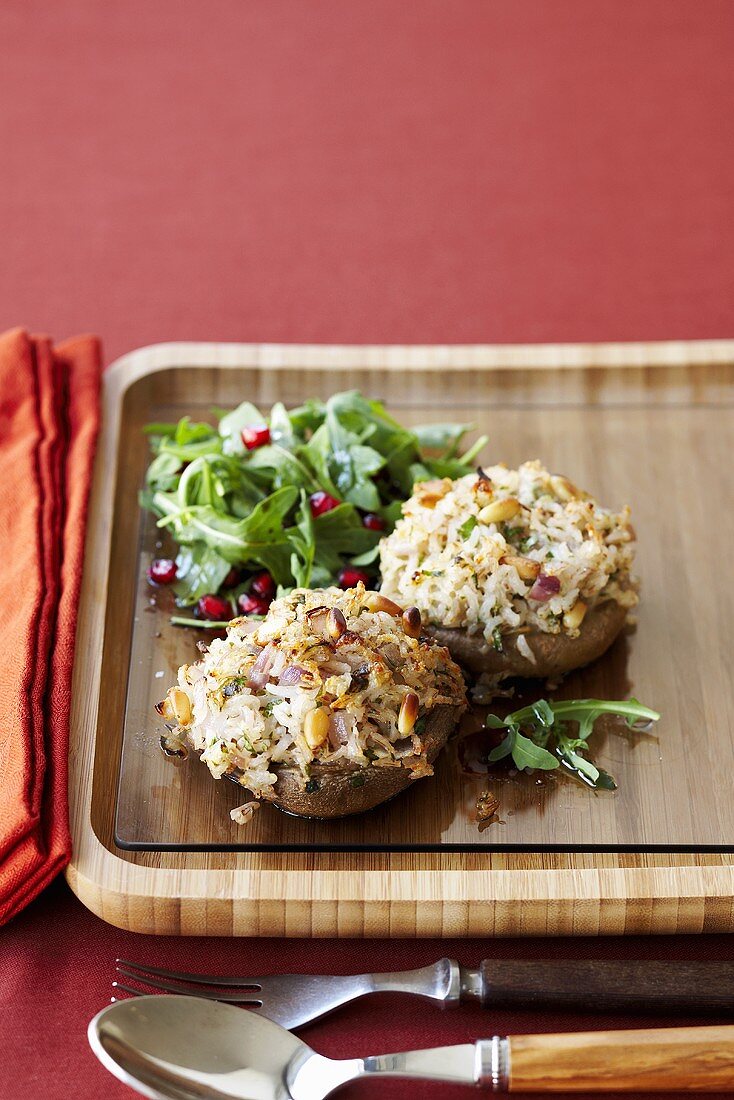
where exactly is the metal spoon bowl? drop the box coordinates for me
[89,995,489,1099]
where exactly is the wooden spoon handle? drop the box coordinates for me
[507,1024,734,1092]
[480,959,734,1013]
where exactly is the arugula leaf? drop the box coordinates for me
[269,401,295,448]
[298,424,342,499]
[286,398,326,435]
[309,503,382,575]
[218,401,266,454]
[287,492,316,589]
[247,444,318,491]
[153,485,299,586]
[145,451,182,492]
[413,422,472,455]
[487,729,515,761]
[349,543,381,567]
[174,545,232,604]
[511,732,559,771]
[483,697,660,791]
[422,435,489,480]
[143,421,179,437]
[385,437,422,495]
[170,615,240,629]
[175,417,218,446]
[320,399,386,510]
[382,499,405,527]
[159,436,222,463]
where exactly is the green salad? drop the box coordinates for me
[141,390,487,618]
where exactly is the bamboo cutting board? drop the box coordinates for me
[66,340,734,936]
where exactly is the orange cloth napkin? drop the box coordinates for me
[0,328,100,925]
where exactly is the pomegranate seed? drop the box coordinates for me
[222,567,241,588]
[309,490,341,517]
[241,424,271,450]
[148,558,177,585]
[362,512,385,531]
[337,566,371,589]
[250,570,276,599]
[197,594,234,621]
[238,593,271,616]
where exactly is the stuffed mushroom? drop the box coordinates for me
[379,462,638,680]
[157,584,467,819]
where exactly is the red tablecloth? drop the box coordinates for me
[3,878,734,1100]
[1,2,733,1098]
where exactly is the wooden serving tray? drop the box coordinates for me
[66,340,734,936]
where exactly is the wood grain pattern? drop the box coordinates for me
[65,340,734,936]
[508,1025,734,1092]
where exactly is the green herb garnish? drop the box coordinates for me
[491,626,504,652]
[484,698,660,790]
[459,515,478,540]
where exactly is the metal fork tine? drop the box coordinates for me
[114,966,263,1005]
[115,959,262,990]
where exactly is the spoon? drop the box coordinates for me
[89,994,734,1097]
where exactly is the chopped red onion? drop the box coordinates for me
[279,664,304,686]
[329,711,351,748]
[528,573,561,602]
[248,644,275,688]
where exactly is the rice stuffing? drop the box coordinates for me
[157,584,467,801]
[379,461,638,648]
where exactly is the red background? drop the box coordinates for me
[2,0,733,361]
[1,2,733,1098]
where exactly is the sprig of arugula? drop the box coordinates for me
[484,698,660,790]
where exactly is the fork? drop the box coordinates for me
[114,957,459,1030]
[114,957,734,1030]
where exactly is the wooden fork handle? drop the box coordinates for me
[506,1024,734,1092]
[480,959,734,1013]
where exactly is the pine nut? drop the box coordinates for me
[154,698,173,720]
[304,707,330,750]
[402,606,422,638]
[306,605,329,628]
[328,607,347,639]
[156,687,192,726]
[364,592,403,616]
[477,498,521,524]
[500,554,541,581]
[551,474,587,502]
[398,692,419,735]
[563,599,588,630]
